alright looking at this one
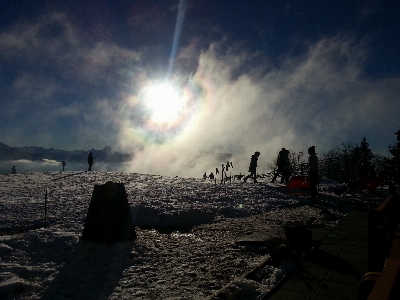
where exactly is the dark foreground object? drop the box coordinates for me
[81,181,136,244]
[267,209,369,299]
[359,194,400,299]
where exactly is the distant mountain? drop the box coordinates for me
[0,142,133,163]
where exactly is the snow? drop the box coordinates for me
[0,171,358,299]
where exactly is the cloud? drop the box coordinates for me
[11,74,62,104]
[118,35,400,177]
[52,102,83,117]
[0,12,141,98]
[1,11,399,176]
[42,159,59,165]
[0,12,142,149]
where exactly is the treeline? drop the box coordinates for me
[269,137,397,183]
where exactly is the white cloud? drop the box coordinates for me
[118,35,400,176]
[42,159,59,165]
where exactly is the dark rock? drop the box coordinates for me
[81,181,136,244]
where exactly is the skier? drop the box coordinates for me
[243,152,260,183]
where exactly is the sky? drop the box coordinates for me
[1,0,399,176]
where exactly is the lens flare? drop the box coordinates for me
[144,82,186,123]
[119,75,206,146]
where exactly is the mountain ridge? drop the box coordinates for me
[0,142,133,163]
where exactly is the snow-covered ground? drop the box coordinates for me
[0,171,373,299]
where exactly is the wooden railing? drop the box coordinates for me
[358,194,400,300]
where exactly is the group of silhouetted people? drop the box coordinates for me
[242,146,319,200]
[263,128,400,200]
[242,129,400,200]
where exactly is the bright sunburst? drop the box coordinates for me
[143,82,186,123]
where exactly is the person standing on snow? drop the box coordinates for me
[272,148,290,184]
[244,151,260,183]
[307,146,319,200]
[88,152,94,171]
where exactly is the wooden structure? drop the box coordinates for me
[358,194,400,299]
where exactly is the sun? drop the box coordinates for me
[143,82,186,123]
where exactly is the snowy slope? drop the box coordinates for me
[0,171,354,299]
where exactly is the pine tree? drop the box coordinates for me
[384,142,399,178]
[351,137,375,177]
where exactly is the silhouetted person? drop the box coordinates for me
[209,172,215,180]
[272,148,290,184]
[203,172,207,180]
[88,152,93,171]
[244,151,260,183]
[308,146,319,200]
[11,166,16,174]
